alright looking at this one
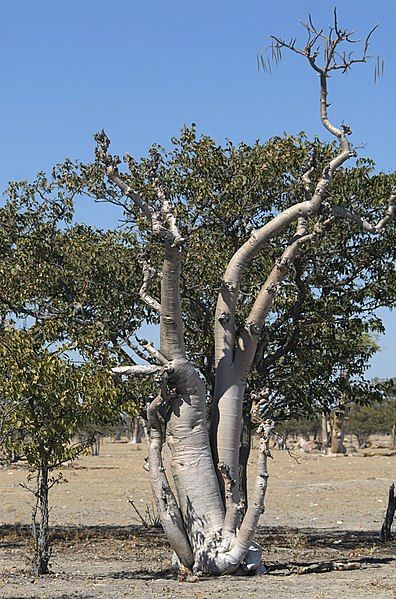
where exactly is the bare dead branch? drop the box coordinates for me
[260,15,382,141]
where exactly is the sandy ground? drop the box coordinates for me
[1,438,395,598]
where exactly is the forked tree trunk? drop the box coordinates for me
[142,240,273,574]
[103,132,359,574]
[33,464,50,575]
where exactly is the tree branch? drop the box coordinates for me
[94,131,164,235]
[111,364,167,376]
[154,180,184,247]
[94,131,187,364]
[117,336,152,364]
[94,131,184,249]
[331,187,396,232]
[135,337,169,365]
[214,140,351,383]
[139,257,161,313]
[159,241,186,361]
[234,216,333,377]
[218,462,241,545]
[231,419,273,561]
[215,15,367,390]
[214,419,274,574]
[147,388,194,569]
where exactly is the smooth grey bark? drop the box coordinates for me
[212,217,333,497]
[99,156,275,572]
[146,390,194,567]
[158,241,225,570]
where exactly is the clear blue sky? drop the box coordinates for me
[0,0,394,378]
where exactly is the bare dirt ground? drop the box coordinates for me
[1,438,395,598]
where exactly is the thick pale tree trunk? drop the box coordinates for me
[330,410,346,454]
[158,243,225,571]
[212,218,319,496]
[101,155,274,574]
[321,413,329,453]
[166,363,225,570]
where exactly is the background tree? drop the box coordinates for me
[346,387,396,448]
[0,172,148,364]
[0,328,118,575]
[0,177,153,574]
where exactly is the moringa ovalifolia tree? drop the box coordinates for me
[91,14,394,575]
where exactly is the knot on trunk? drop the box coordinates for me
[218,312,230,324]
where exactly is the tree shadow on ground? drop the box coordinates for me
[266,555,394,576]
[1,523,394,582]
[256,526,395,551]
[110,568,175,580]
[0,523,164,547]
[1,523,394,546]
[1,523,394,551]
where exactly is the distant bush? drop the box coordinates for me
[346,398,396,447]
